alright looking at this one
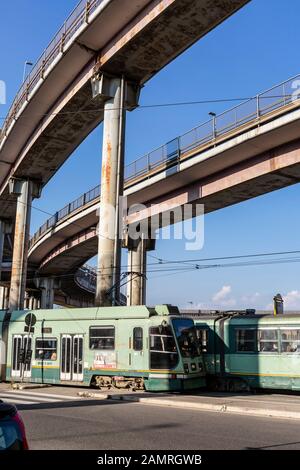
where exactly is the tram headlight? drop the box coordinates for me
[184,363,189,373]
[198,363,203,372]
[191,363,196,371]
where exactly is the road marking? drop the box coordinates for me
[5,390,81,400]
[0,390,82,405]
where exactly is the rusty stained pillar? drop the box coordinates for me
[8,178,41,312]
[127,235,153,306]
[39,277,57,309]
[92,74,140,306]
[28,296,35,310]
[3,287,9,309]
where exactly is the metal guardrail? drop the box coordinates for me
[75,264,97,293]
[0,0,106,143]
[29,73,300,249]
[75,265,127,304]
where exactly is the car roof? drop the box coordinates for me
[0,401,17,419]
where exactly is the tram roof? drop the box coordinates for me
[184,311,300,323]
[8,305,180,323]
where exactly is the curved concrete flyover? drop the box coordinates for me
[27,72,300,282]
[0,0,250,219]
[0,261,97,308]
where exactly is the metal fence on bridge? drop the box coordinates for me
[0,0,106,142]
[29,73,300,249]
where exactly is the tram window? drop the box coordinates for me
[149,326,178,369]
[281,330,300,353]
[89,326,115,350]
[172,319,201,358]
[133,327,143,351]
[236,329,256,352]
[35,339,57,361]
[258,329,279,353]
[195,328,208,353]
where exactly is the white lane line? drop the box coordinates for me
[2,390,81,400]
[0,394,59,403]
[0,397,36,405]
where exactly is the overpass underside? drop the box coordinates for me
[0,0,250,218]
[30,137,300,279]
[0,0,250,308]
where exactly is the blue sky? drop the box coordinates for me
[1,0,300,310]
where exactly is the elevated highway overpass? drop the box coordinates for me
[0,0,249,218]
[23,73,300,305]
[0,0,250,309]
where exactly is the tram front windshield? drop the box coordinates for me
[172,318,201,358]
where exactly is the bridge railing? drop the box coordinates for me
[75,264,97,293]
[75,264,127,304]
[29,73,300,249]
[0,0,105,143]
[29,184,101,248]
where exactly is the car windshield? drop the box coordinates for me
[172,318,201,358]
[0,419,23,450]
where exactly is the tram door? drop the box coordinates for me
[60,335,83,382]
[131,327,144,371]
[11,335,32,379]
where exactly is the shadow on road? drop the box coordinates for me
[246,440,300,450]
[14,398,127,412]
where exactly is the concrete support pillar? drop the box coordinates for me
[3,287,9,310]
[95,77,125,306]
[33,297,40,310]
[0,286,5,309]
[127,235,152,306]
[0,221,6,282]
[28,297,34,310]
[24,292,30,309]
[0,284,10,380]
[40,278,55,309]
[8,178,41,311]
[92,74,140,306]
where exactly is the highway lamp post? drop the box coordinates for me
[22,61,33,83]
[209,112,217,139]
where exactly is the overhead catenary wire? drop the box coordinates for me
[6,193,300,272]
[0,94,297,122]
[8,252,300,284]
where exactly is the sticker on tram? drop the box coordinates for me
[93,352,117,369]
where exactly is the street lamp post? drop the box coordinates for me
[23,61,33,83]
[209,112,217,139]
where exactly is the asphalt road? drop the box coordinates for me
[18,398,300,450]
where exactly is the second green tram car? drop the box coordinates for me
[0,305,206,392]
[193,312,300,392]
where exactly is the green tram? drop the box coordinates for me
[0,305,206,392]
[192,311,300,392]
